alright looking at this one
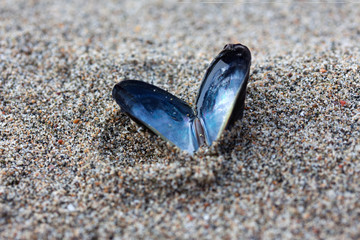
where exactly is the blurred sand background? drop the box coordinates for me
[1,0,359,239]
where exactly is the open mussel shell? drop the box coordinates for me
[112,43,251,154]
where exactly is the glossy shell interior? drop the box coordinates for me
[196,44,251,145]
[112,80,197,153]
[112,43,251,154]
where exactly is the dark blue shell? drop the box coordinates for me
[113,80,197,153]
[196,44,251,145]
[112,43,251,154]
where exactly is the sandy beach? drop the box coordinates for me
[1,1,359,239]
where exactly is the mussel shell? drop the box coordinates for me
[112,43,251,154]
[195,43,251,145]
[112,80,197,153]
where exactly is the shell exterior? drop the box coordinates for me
[112,43,251,154]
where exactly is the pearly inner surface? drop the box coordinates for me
[196,57,249,145]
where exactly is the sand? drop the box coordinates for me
[1,1,359,239]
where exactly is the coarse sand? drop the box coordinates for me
[1,1,359,239]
